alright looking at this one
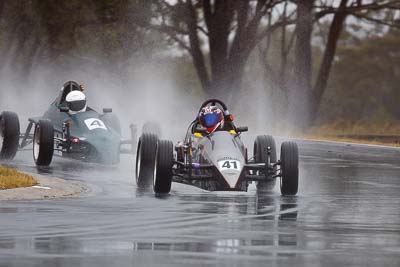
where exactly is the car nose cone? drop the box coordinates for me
[221,170,242,188]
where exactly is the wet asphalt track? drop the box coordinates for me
[0,139,400,267]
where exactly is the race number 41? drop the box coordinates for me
[218,160,241,171]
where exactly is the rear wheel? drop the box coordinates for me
[136,133,158,187]
[142,121,161,136]
[0,111,20,160]
[280,141,299,196]
[254,135,277,190]
[33,120,54,166]
[153,140,174,194]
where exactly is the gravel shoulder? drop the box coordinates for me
[0,172,87,201]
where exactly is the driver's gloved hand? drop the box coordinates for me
[225,114,234,122]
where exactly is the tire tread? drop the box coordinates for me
[154,140,173,194]
[136,133,158,187]
[0,111,20,160]
[34,120,54,166]
[280,141,299,195]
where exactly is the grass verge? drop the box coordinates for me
[303,120,400,147]
[302,134,400,147]
[0,166,38,190]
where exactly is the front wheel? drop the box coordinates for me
[33,120,54,166]
[280,141,299,196]
[0,111,20,160]
[136,133,158,187]
[153,140,174,194]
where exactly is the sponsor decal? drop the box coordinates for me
[218,156,240,161]
[84,118,107,131]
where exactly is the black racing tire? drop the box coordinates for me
[153,140,174,194]
[254,135,277,190]
[280,141,299,196]
[101,113,121,136]
[136,133,158,187]
[0,111,20,160]
[142,121,161,136]
[33,120,54,166]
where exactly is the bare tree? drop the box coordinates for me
[275,0,400,128]
[0,1,42,77]
[310,0,400,126]
[0,1,4,19]
[148,0,294,100]
[292,0,314,127]
[310,0,350,124]
[0,0,155,79]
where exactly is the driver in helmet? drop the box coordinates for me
[65,90,87,114]
[198,106,225,134]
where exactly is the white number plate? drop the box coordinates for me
[84,118,107,130]
[218,160,241,171]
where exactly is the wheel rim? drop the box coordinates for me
[0,132,3,153]
[135,142,142,181]
[33,125,40,160]
[153,145,158,188]
[0,118,4,152]
[280,158,284,190]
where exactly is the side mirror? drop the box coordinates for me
[236,126,248,133]
[103,108,112,113]
[60,106,69,113]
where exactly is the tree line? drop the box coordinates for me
[0,0,399,130]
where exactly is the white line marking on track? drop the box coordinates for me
[32,185,51,190]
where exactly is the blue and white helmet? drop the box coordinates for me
[66,91,87,114]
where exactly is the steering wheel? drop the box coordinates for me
[197,99,228,114]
